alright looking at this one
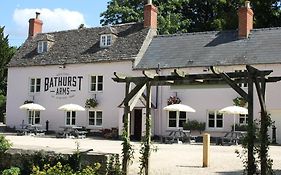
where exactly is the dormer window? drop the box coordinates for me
[100,35,112,47]
[37,41,48,53]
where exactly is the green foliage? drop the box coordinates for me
[100,0,281,35]
[2,167,21,175]
[107,154,121,175]
[235,116,275,174]
[232,124,247,131]
[31,162,100,175]
[183,120,205,133]
[85,98,98,108]
[233,97,247,107]
[167,96,181,105]
[0,26,16,122]
[0,134,12,153]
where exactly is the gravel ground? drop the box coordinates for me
[3,134,281,175]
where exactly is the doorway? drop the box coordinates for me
[133,109,142,141]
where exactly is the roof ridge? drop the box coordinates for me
[155,29,236,38]
[37,22,142,35]
[251,27,281,32]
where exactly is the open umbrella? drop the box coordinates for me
[19,103,46,125]
[219,106,248,131]
[58,104,85,111]
[19,103,46,111]
[163,104,196,112]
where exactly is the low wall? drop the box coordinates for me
[0,148,115,175]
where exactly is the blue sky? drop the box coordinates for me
[0,0,109,47]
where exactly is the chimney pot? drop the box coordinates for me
[28,12,43,39]
[35,12,40,19]
[245,1,251,8]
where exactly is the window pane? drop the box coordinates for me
[66,112,70,125]
[36,78,41,92]
[35,111,40,124]
[101,36,106,45]
[91,76,96,91]
[179,111,186,127]
[169,111,176,127]
[96,111,102,126]
[216,113,223,128]
[28,111,33,124]
[30,78,35,92]
[107,35,111,45]
[208,112,215,127]
[89,111,95,125]
[43,42,48,52]
[169,120,176,127]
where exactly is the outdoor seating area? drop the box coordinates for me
[162,129,194,144]
[55,126,87,139]
[16,124,46,136]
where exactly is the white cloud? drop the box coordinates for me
[13,8,86,34]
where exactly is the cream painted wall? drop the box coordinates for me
[6,62,281,140]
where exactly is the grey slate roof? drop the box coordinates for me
[9,22,150,67]
[136,27,281,69]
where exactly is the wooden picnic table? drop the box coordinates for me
[56,126,87,139]
[163,129,191,144]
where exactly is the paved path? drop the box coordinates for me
[3,134,281,175]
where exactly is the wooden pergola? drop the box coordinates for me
[113,65,281,175]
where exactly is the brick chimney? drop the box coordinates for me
[144,0,158,29]
[238,1,254,38]
[28,12,43,39]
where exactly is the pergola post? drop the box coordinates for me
[122,82,131,175]
[247,71,255,175]
[144,82,152,175]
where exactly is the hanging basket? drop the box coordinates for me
[167,96,181,105]
[85,98,98,108]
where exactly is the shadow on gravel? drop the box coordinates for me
[216,170,243,174]
[217,169,281,175]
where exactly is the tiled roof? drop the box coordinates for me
[136,27,281,69]
[9,22,150,67]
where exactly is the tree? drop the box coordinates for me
[0,26,16,122]
[100,0,281,34]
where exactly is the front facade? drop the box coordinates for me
[6,2,281,143]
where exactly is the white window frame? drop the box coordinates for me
[30,78,41,93]
[65,111,76,126]
[28,111,40,125]
[37,41,48,53]
[207,111,224,129]
[235,70,248,87]
[239,114,248,125]
[88,110,103,127]
[167,111,187,129]
[100,35,112,47]
[90,75,103,92]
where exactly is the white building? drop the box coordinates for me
[6,2,281,143]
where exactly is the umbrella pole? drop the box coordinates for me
[33,110,36,125]
[233,114,236,132]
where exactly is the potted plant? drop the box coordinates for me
[233,97,247,107]
[85,98,98,108]
[183,119,206,134]
[167,96,181,105]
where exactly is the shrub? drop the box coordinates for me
[0,134,12,153]
[2,167,21,175]
[183,120,205,133]
[31,162,100,175]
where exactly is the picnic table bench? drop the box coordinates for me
[56,126,87,139]
[162,129,192,144]
[16,124,46,136]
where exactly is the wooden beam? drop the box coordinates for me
[119,82,147,106]
[174,69,186,77]
[143,70,157,79]
[129,84,146,111]
[114,72,127,80]
[220,72,248,100]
